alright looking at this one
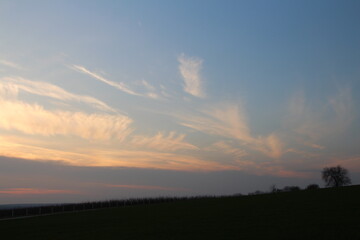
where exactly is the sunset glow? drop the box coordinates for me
[0,0,359,204]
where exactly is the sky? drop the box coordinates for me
[0,0,360,204]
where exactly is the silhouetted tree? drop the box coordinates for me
[322,165,351,187]
[270,184,278,193]
[306,184,320,190]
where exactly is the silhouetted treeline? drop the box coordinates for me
[0,196,219,220]
[248,183,320,196]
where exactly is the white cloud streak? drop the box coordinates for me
[0,59,23,70]
[72,65,141,96]
[141,80,155,91]
[0,77,117,113]
[178,54,205,98]
[73,65,165,100]
[140,80,161,99]
[146,92,160,99]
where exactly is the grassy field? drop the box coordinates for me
[1,185,360,240]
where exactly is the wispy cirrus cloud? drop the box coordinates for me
[0,81,19,99]
[302,142,325,150]
[0,136,237,171]
[0,59,24,70]
[210,141,247,158]
[159,84,171,98]
[73,65,165,100]
[140,80,161,99]
[131,131,198,151]
[72,65,141,96]
[146,92,160,99]
[0,135,307,177]
[140,80,155,91]
[182,104,251,142]
[89,149,234,171]
[254,134,283,159]
[0,77,117,113]
[178,103,283,159]
[0,100,133,141]
[287,87,354,142]
[178,54,205,98]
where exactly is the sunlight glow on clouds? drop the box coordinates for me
[178,103,284,159]
[0,0,359,203]
[0,136,236,171]
[0,68,355,177]
[178,54,205,98]
[0,100,133,141]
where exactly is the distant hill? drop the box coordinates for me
[1,185,360,239]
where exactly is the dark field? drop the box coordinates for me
[1,185,360,240]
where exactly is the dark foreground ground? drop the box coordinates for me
[1,185,360,240]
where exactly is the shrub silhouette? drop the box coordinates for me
[248,190,264,195]
[322,165,351,187]
[283,186,301,192]
[306,184,320,190]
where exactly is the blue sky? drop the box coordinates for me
[0,0,359,203]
